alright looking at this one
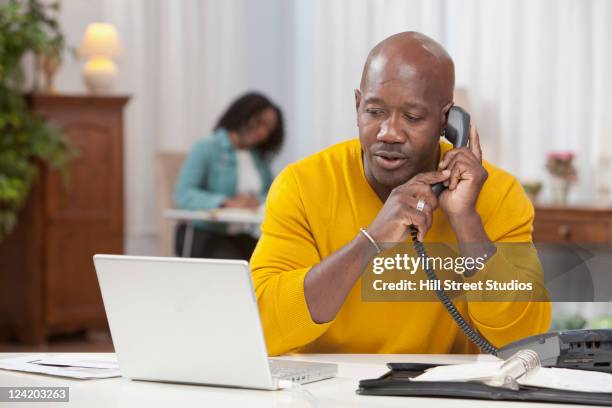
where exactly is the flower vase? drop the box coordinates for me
[37,52,61,93]
[551,176,570,205]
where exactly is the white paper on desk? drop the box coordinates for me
[518,367,612,393]
[210,208,265,218]
[0,355,120,379]
[412,361,503,383]
[412,361,612,393]
[31,354,119,369]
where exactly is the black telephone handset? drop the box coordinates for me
[432,106,470,196]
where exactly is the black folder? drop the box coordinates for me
[357,363,612,406]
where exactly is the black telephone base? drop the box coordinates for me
[498,329,612,373]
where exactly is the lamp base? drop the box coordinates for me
[83,57,117,94]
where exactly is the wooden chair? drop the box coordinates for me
[155,151,186,256]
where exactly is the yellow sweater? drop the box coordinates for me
[250,139,551,356]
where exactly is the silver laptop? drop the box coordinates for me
[93,254,337,390]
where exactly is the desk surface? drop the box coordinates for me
[0,353,578,407]
[163,208,264,224]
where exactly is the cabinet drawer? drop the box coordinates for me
[533,218,612,243]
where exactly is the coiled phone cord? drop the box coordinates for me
[409,226,499,356]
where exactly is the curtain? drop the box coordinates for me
[292,0,612,203]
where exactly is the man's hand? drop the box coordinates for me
[222,194,260,209]
[436,124,495,262]
[437,125,487,219]
[366,171,450,242]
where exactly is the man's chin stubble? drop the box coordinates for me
[374,168,413,188]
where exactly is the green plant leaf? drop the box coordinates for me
[0,0,71,242]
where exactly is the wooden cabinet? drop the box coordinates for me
[0,94,128,344]
[534,205,612,247]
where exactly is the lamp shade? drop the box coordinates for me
[79,23,122,58]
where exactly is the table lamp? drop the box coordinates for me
[79,23,122,94]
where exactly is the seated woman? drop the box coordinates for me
[173,92,284,259]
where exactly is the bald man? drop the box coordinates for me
[251,32,551,355]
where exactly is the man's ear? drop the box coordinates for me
[354,89,362,127]
[354,89,362,112]
[441,100,454,129]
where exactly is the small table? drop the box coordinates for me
[163,208,265,257]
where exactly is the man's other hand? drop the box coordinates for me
[366,170,449,242]
[437,125,487,219]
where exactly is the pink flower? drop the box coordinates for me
[547,151,574,161]
[546,151,577,180]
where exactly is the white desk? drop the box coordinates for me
[163,208,264,257]
[0,353,577,407]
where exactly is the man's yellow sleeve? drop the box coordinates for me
[250,166,332,356]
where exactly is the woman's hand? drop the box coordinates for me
[222,194,260,209]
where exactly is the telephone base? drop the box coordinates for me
[498,329,612,373]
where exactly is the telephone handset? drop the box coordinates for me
[410,105,499,355]
[431,106,471,196]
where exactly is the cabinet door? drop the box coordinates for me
[534,218,612,243]
[534,207,612,248]
[34,96,126,330]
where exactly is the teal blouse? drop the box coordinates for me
[173,128,274,232]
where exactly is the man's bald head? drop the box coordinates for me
[360,31,454,105]
[355,32,456,198]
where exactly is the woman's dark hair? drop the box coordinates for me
[215,92,284,160]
